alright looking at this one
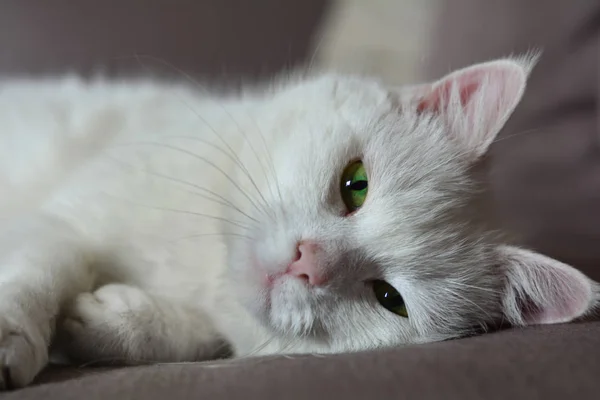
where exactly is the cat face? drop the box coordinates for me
[225,55,599,353]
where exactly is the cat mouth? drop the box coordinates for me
[247,250,313,320]
[263,272,283,287]
[244,254,320,337]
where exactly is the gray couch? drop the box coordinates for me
[1,1,598,399]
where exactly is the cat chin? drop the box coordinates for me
[239,272,316,336]
[254,275,305,313]
[267,276,318,335]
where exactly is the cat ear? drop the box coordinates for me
[499,245,598,326]
[408,56,538,160]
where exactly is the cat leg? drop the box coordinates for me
[55,283,227,365]
[0,215,95,389]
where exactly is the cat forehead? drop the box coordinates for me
[263,74,470,210]
[274,74,394,117]
[262,74,411,164]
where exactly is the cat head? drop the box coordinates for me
[225,55,599,353]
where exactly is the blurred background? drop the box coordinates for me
[316,0,436,85]
[0,0,598,278]
[0,0,436,82]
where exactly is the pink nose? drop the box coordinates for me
[285,241,326,286]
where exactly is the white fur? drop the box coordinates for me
[0,56,596,389]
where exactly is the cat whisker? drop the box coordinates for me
[492,127,541,144]
[208,104,275,215]
[113,141,266,219]
[157,133,269,203]
[180,189,257,223]
[131,54,276,221]
[243,335,277,357]
[152,134,274,223]
[280,336,297,354]
[307,34,326,74]
[76,356,160,368]
[105,194,251,231]
[129,53,243,170]
[169,232,250,244]
[163,95,258,194]
[244,110,284,209]
[73,334,235,367]
[170,95,275,220]
[105,154,257,223]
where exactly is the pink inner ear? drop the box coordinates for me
[412,60,529,160]
[417,77,480,114]
[501,245,595,326]
[522,266,592,325]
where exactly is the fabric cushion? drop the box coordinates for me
[2,322,600,400]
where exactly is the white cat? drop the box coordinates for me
[0,55,597,389]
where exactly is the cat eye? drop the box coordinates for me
[373,280,408,318]
[340,161,368,213]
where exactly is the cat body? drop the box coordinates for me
[0,56,597,389]
[0,78,283,361]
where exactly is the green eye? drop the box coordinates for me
[340,161,368,213]
[373,280,408,318]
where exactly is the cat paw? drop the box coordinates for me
[0,315,48,390]
[57,284,156,364]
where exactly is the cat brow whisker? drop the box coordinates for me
[245,111,284,208]
[130,53,242,171]
[205,101,275,212]
[155,134,273,222]
[169,232,250,244]
[180,189,256,223]
[105,154,257,223]
[105,194,251,231]
[158,133,266,196]
[180,102,275,222]
[160,96,273,219]
[230,107,278,205]
[113,141,266,219]
[132,54,275,221]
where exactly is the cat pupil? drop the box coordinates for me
[350,181,367,191]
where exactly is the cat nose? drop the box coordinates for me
[286,241,326,286]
